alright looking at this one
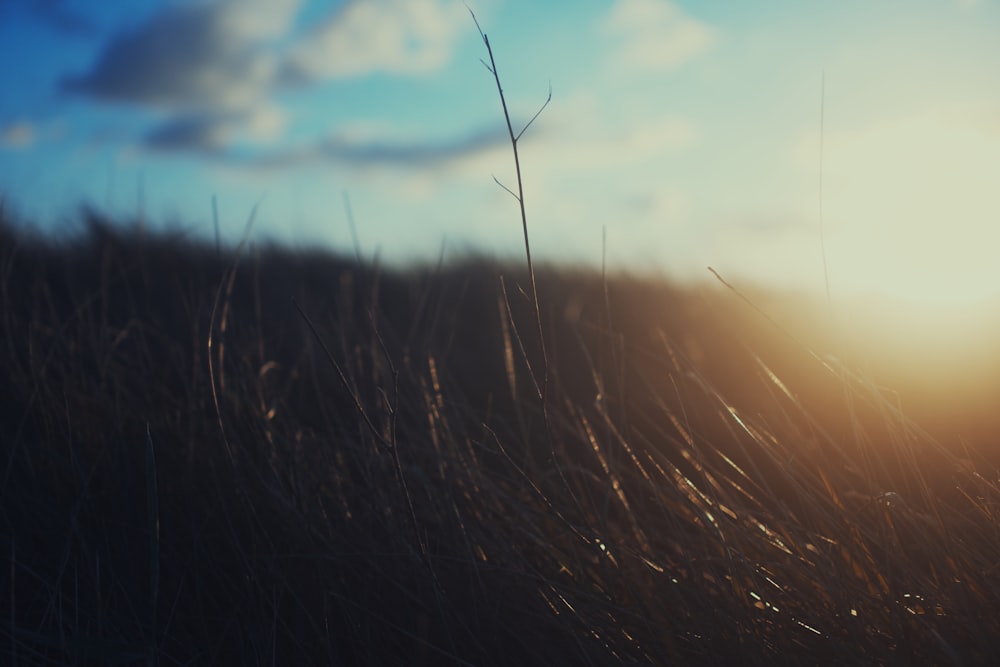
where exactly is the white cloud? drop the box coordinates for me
[217,0,302,42]
[559,115,698,167]
[284,0,469,79]
[603,0,715,72]
[243,104,288,142]
[501,91,700,180]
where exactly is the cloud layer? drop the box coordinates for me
[281,0,469,81]
[604,0,714,72]
[59,0,483,165]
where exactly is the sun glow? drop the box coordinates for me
[820,105,1000,308]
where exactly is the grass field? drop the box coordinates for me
[2,201,1000,665]
[4,21,1000,664]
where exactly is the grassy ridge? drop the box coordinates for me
[2,207,1000,665]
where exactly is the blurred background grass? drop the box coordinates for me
[2,208,999,665]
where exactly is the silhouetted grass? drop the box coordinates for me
[4,16,1000,663]
[2,204,1000,666]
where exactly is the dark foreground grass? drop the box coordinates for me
[2,207,1000,666]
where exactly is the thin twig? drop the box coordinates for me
[470,9,551,419]
[470,9,588,528]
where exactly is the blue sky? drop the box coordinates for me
[2,0,1000,306]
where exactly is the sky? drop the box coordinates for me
[2,0,1000,309]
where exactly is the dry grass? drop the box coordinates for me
[3,20,1000,666]
[2,206,1000,665]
